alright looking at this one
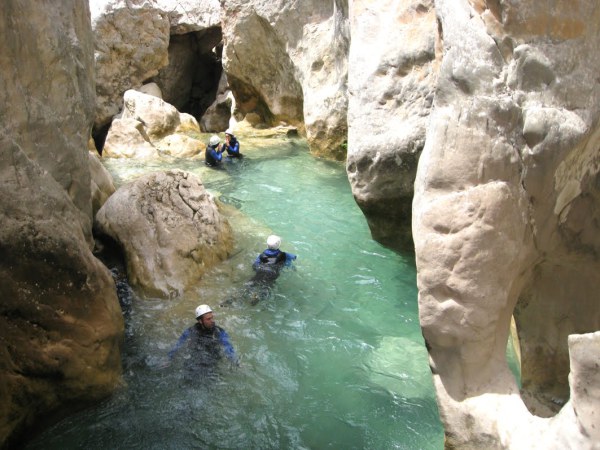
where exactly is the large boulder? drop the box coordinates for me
[412,0,600,447]
[95,170,233,298]
[103,89,204,158]
[0,1,123,447]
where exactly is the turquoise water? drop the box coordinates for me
[27,136,443,449]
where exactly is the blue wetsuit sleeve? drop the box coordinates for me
[285,252,297,266]
[168,327,191,360]
[219,329,237,363]
[231,141,240,155]
[253,254,261,269]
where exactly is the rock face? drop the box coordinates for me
[95,170,233,298]
[91,0,349,159]
[91,1,171,130]
[0,0,124,447]
[219,0,350,159]
[412,0,600,448]
[346,0,439,252]
[89,152,116,217]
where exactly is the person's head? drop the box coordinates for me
[267,235,281,250]
[225,128,234,138]
[209,135,220,147]
[195,304,215,329]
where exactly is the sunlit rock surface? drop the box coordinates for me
[346,0,439,252]
[412,0,600,448]
[0,1,123,446]
[95,170,233,299]
[103,89,204,158]
[91,1,171,129]
[220,0,349,159]
[91,0,221,130]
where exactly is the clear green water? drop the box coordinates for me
[27,136,443,449]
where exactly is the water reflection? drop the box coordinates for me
[27,135,443,449]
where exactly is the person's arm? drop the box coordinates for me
[230,141,240,155]
[253,252,263,270]
[284,252,297,266]
[167,327,191,360]
[218,328,238,364]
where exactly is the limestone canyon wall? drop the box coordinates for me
[0,0,124,447]
[91,0,222,131]
[347,0,439,252]
[412,0,600,448]
[1,0,599,448]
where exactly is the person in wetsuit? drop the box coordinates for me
[223,129,243,159]
[205,135,224,167]
[167,304,237,375]
[219,235,297,307]
[246,235,297,304]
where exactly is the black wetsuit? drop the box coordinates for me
[205,144,223,167]
[251,249,287,284]
[168,323,236,375]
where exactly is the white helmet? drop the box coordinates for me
[225,128,234,137]
[267,235,281,250]
[209,135,220,146]
[195,304,212,319]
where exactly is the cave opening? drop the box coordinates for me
[152,26,225,126]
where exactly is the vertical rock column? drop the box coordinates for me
[346,0,439,251]
[0,0,124,446]
[413,0,600,448]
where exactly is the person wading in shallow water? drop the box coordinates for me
[222,129,243,159]
[204,135,224,167]
[167,304,238,376]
